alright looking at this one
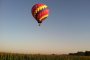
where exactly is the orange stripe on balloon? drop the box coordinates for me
[32,5,48,17]
[39,14,48,21]
[32,4,44,17]
[32,4,44,13]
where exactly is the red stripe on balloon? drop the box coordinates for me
[37,9,49,20]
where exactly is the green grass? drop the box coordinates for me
[0,53,90,60]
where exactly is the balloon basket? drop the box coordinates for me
[38,23,41,26]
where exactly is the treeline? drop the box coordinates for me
[69,51,90,56]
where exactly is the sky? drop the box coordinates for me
[0,0,90,54]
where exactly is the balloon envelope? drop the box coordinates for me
[31,3,49,24]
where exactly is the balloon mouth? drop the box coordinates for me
[38,21,42,23]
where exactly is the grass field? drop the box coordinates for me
[0,53,90,60]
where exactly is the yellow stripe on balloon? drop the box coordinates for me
[33,5,48,16]
[39,14,48,21]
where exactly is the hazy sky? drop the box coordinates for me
[0,0,90,54]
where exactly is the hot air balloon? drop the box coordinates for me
[31,3,49,26]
